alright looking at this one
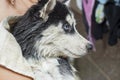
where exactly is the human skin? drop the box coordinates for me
[0,66,33,80]
[0,0,37,80]
[0,0,37,21]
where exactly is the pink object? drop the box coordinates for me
[82,0,96,51]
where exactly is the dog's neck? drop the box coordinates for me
[28,57,60,68]
[27,57,77,80]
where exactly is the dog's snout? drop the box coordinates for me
[86,43,93,50]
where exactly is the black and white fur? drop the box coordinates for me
[12,0,91,80]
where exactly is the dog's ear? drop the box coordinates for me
[57,0,71,6]
[39,0,56,20]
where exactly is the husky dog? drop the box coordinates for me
[12,0,92,80]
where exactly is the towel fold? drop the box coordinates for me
[0,16,34,79]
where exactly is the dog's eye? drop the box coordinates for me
[62,23,72,33]
[62,22,75,34]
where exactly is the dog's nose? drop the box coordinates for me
[86,43,93,50]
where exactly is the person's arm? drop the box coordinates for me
[0,66,33,80]
[0,0,37,21]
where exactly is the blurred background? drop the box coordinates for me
[70,0,120,80]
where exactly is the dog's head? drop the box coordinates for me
[12,0,92,59]
[34,0,92,58]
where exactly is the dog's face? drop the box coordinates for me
[12,0,91,59]
[35,0,91,58]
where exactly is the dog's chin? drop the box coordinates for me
[62,48,88,58]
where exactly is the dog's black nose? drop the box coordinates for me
[86,43,93,50]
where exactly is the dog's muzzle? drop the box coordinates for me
[86,43,93,51]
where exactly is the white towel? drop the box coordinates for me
[0,17,34,79]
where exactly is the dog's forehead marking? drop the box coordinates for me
[66,13,76,26]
